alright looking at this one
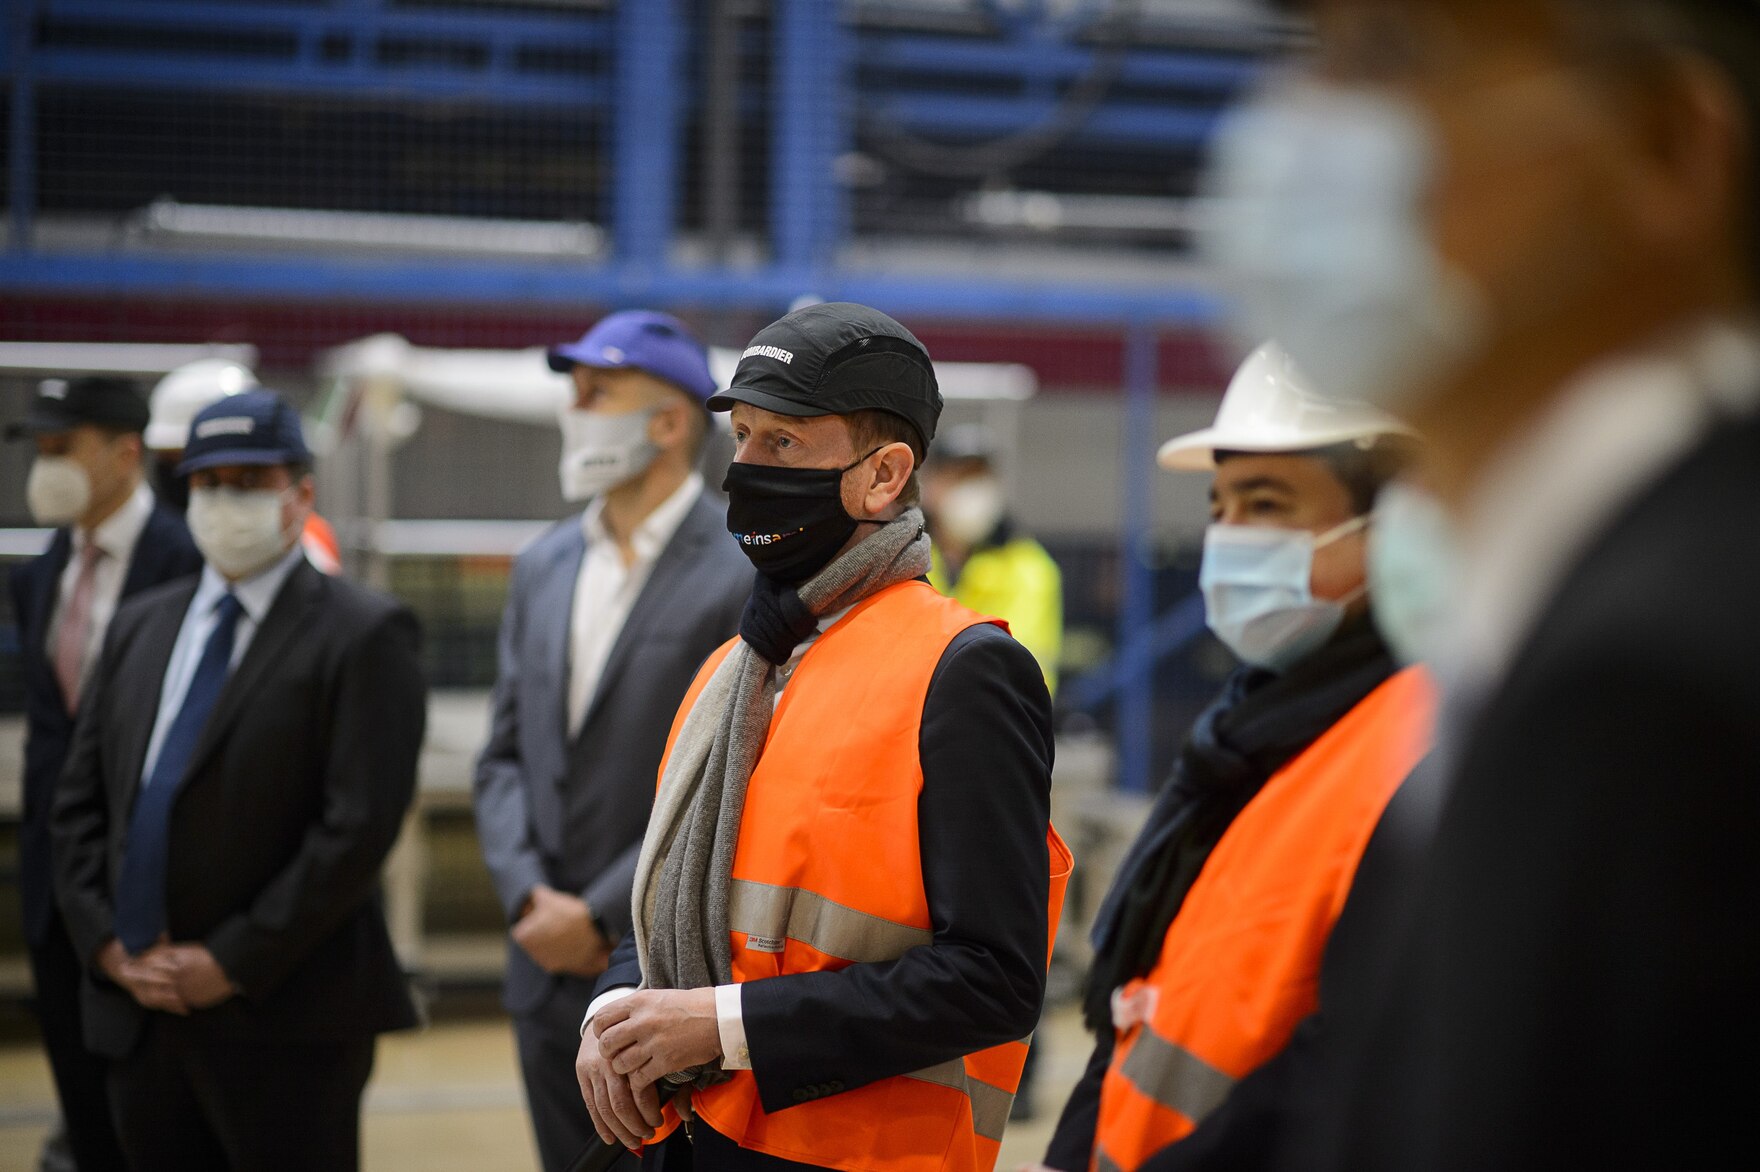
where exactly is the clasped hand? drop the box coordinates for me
[513,884,611,977]
[98,936,237,1014]
[575,988,721,1149]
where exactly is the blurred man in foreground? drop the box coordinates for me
[474,311,749,1171]
[1205,1,1760,1166]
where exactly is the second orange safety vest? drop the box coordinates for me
[644,579,1074,1172]
[1092,666,1435,1172]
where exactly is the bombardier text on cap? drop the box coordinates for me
[709,302,942,449]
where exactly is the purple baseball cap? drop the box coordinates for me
[546,310,717,402]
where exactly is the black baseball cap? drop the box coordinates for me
[178,388,312,474]
[6,377,151,439]
[708,302,942,449]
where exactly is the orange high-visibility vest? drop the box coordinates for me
[301,512,342,575]
[1092,666,1435,1172]
[646,580,1073,1172]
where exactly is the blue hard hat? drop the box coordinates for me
[177,388,311,474]
[547,310,717,402]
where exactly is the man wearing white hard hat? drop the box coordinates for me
[1033,342,1435,1172]
[147,359,343,573]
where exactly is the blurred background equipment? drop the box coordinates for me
[0,2,1300,1165]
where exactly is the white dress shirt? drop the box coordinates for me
[48,481,154,698]
[139,545,308,787]
[566,472,704,734]
[583,606,853,1071]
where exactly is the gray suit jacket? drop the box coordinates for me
[473,491,751,1018]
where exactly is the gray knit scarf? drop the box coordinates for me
[630,507,932,1088]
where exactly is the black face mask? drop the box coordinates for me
[154,457,190,513]
[722,450,878,585]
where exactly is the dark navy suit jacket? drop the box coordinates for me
[52,560,426,1058]
[9,501,201,945]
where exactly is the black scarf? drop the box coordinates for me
[1082,615,1397,1032]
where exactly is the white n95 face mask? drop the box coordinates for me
[937,476,1006,547]
[559,407,659,502]
[1201,80,1484,410]
[188,487,295,579]
[1368,480,1461,667]
[26,457,93,526]
[1201,515,1369,672]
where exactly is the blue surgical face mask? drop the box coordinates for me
[1201,79,1485,410]
[1368,480,1460,666]
[1201,515,1369,672]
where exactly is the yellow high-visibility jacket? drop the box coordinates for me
[931,535,1063,694]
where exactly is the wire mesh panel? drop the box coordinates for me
[28,0,612,257]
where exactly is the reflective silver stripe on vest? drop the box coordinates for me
[728,880,1008,1137]
[904,1057,1015,1143]
[728,878,933,965]
[1093,1148,1126,1172]
[1118,1030,1237,1126]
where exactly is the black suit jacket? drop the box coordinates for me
[9,502,202,945]
[1293,407,1760,1170]
[51,558,426,1059]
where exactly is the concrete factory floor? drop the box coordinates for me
[0,1003,1091,1171]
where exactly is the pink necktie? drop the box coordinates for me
[54,542,103,713]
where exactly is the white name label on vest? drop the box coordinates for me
[745,934,786,953]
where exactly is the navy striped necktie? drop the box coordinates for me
[115,592,245,953]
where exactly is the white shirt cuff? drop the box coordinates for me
[715,983,751,1069]
[580,985,637,1038]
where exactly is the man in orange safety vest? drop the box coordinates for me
[574,302,1070,1172]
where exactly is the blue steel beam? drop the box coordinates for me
[1115,321,1159,794]
[36,0,610,50]
[0,252,1223,327]
[15,0,613,107]
[1060,592,1207,713]
[857,34,1260,92]
[613,0,680,270]
[9,0,35,253]
[26,49,611,107]
[773,0,847,275]
[867,94,1223,151]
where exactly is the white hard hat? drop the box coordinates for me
[1157,341,1415,472]
[146,358,258,451]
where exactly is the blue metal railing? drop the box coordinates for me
[613,0,679,270]
[18,0,614,105]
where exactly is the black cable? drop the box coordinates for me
[862,0,1146,179]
